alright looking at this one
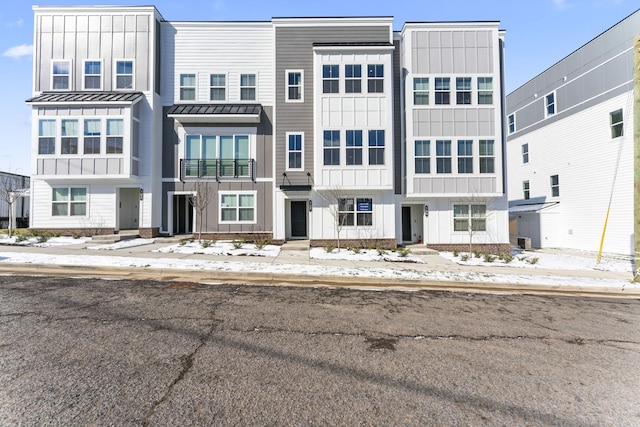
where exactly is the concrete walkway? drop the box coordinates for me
[0,238,638,297]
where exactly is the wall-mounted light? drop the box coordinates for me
[309,200,312,212]
[139,188,144,201]
[424,205,429,217]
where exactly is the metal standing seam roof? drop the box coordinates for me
[167,104,262,116]
[26,91,144,103]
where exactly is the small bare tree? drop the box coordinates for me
[316,186,351,250]
[459,191,494,254]
[0,172,28,238]
[189,181,215,242]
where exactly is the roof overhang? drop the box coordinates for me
[26,91,144,106]
[509,202,559,214]
[167,103,262,124]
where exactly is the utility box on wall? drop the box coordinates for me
[517,236,531,250]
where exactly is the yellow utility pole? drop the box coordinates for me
[634,35,640,282]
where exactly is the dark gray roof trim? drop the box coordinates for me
[26,91,144,103]
[167,104,262,116]
[312,42,393,47]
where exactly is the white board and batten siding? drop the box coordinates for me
[161,22,274,106]
[507,92,634,255]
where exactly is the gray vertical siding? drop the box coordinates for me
[393,37,403,195]
[274,25,392,186]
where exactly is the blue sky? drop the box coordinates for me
[0,0,637,175]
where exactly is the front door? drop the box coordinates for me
[119,188,139,230]
[173,195,193,235]
[402,206,412,242]
[290,201,307,238]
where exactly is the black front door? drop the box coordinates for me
[402,206,412,242]
[291,201,307,238]
[173,195,193,235]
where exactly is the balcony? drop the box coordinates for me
[180,159,255,181]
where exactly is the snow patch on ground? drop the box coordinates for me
[310,247,423,263]
[0,234,88,247]
[87,238,155,250]
[154,240,281,257]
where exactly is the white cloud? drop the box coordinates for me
[2,44,33,59]
[552,0,573,9]
[6,18,24,28]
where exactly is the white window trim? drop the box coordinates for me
[179,73,197,101]
[114,59,135,90]
[82,59,103,91]
[51,186,88,218]
[452,203,488,234]
[412,76,429,106]
[219,190,257,224]
[286,132,304,171]
[285,70,304,103]
[508,113,516,134]
[209,73,227,101]
[51,59,72,91]
[338,196,374,228]
[38,118,57,156]
[545,91,556,117]
[240,73,258,101]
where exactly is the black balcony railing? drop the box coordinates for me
[180,158,254,181]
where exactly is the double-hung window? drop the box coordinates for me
[610,109,623,138]
[338,198,373,227]
[346,130,363,165]
[286,71,303,101]
[52,187,86,217]
[367,64,384,93]
[84,119,101,155]
[414,140,430,174]
[38,119,56,155]
[287,133,303,170]
[521,143,529,164]
[454,204,487,232]
[479,140,495,173]
[413,77,429,105]
[116,60,134,89]
[345,65,361,93]
[545,92,555,116]
[368,130,385,165]
[240,74,256,100]
[323,130,340,165]
[106,119,124,154]
[220,192,255,223]
[436,140,452,173]
[180,74,196,101]
[210,74,226,101]
[323,65,339,94]
[84,60,101,90]
[434,78,450,105]
[457,140,473,173]
[508,114,516,134]
[456,77,471,105]
[523,181,530,200]
[52,60,71,90]
[478,77,493,104]
[550,175,560,197]
[61,119,79,155]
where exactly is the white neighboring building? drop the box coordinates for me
[506,10,638,256]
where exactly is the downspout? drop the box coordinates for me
[634,34,640,281]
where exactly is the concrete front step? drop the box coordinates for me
[282,240,310,251]
[90,231,140,244]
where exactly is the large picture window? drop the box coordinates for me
[454,204,486,232]
[52,187,86,216]
[414,140,430,174]
[220,192,255,223]
[38,119,56,155]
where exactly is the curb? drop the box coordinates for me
[0,263,638,298]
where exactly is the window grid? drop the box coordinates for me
[523,181,530,200]
[346,130,363,166]
[287,133,303,170]
[413,77,429,105]
[84,119,101,155]
[106,119,124,154]
[367,64,384,93]
[38,119,56,155]
[610,109,623,138]
[338,197,372,227]
[286,71,303,101]
[210,74,226,101]
[345,65,362,94]
[434,78,450,105]
[479,140,495,174]
[116,61,133,89]
[61,119,79,155]
[52,187,87,217]
[52,61,71,90]
[84,60,101,90]
[550,175,560,197]
[457,140,473,173]
[323,65,339,94]
[240,74,256,100]
[323,130,340,165]
[414,140,430,174]
[477,77,493,104]
[545,92,555,116]
[180,74,196,101]
[436,140,452,173]
[220,192,256,223]
[456,77,471,105]
[508,114,516,134]
[522,143,529,164]
[454,204,487,232]
[368,130,385,165]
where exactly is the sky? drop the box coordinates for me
[0,0,638,176]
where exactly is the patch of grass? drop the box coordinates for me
[499,253,514,263]
[253,234,271,250]
[396,247,411,257]
[483,253,497,263]
[473,251,482,258]
[452,249,459,257]
[460,254,470,262]
[200,240,213,248]
[231,239,244,250]
[325,243,336,253]
[376,248,386,256]
[526,256,539,265]
[350,246,361,254]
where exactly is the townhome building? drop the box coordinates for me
[27,5,509,251]
[506,9,639,258]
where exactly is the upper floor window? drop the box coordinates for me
[508,114,516,134]
[523,180,530,200]
[323,65,339,94]
[610,109,623,138]
[210,74,226,101]
[456,77,471,105]
[477,77,493,104]
[345,65,361,94]
[434,78,450,105]
[413,77,429,105]
[61,119,79,155]
[323,130,340,165]
[38,119,56,155]
[286,71,303,101]
[457,140,473,173]
[521,143,529,164]
[346,130,363,165]
[550,174,560,197]
[368,130,385,165]
[52,60,71,90]
[415,140,430,174]
[436,140,452,173]
[106,119,124,154]
[84,119,101,155]
[367,64,384,93]
[479,140,495,174]
[240,74,256,100]
[287,133,303,170]
[83,60,102,90]
[116,61,133,89]
[180,74,196,101]
[52,187,86,217]
[545,92,555,116]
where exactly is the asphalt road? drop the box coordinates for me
[0,275,639,426]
